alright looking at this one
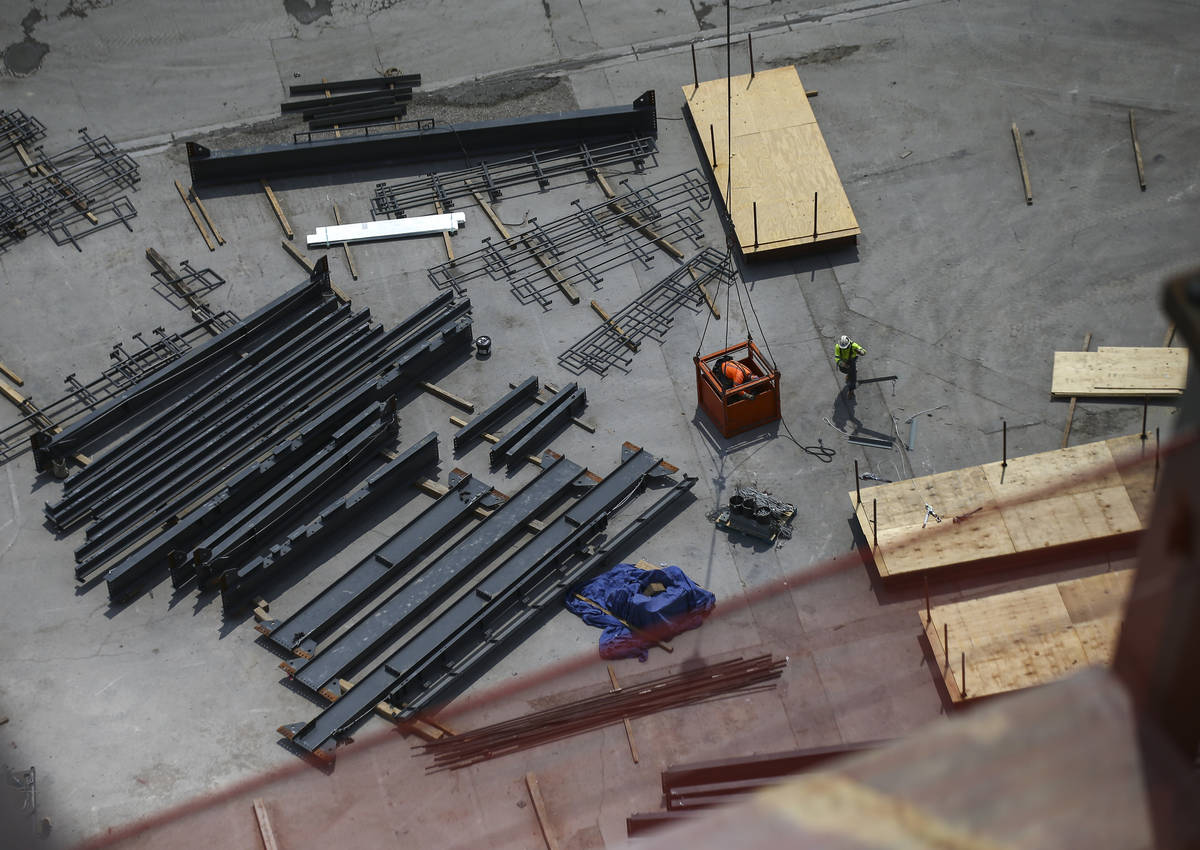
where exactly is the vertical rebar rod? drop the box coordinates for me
[709,124,717,168]
[872,497,878,548]
[855,459,861,506]
[748,33,755,78]
[1002,420,1008,468]
[753,201,758,248]
[943,622,949,667]
[1141,398,1148,440]
[961,651,966,698]
[691,42,699,89]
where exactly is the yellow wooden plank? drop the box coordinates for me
[261,179,294,239]
[0,363,22,386]
[1051,348,1187,396]
[683,65,859,256]
[1011,122,1033,204]
[175,179,215,251]
[920,570,1132,700]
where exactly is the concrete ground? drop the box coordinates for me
[0,0,1195,846]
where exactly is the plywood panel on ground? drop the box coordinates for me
[1050,347,1187,396]
[849,435,1152,580]
[920,570,1133,701]
[683,65,859,258]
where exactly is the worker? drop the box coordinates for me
[717,356,753,388]
[834,334,866,397]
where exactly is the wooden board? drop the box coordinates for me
[683,65,859,258]
[1050,347,1187,397]
[850,435,1151,580]
[920,570,1133,701]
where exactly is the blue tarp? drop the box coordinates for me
[566,563,716,661]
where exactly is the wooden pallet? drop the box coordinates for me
[849,434,1153,580]
[682,65,859,258]
[1050,346,1187,397]
[921,569,1133,702]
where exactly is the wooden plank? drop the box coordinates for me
[920,570,1133,701]
[1061,332,1093,448]
[174,180,215,251]
[419,380,474,413]
[331,203,359,280]
[0,376,29,407]
[280,239,314,272]
[471,190,511,239]
[252,798,280,850]
[590,300,638,350]
[1051,348,1187,397]
[261,179,295,239]
[0,362,23,386]
[850,435,1149,580]
[1011,122,1033,205]
[594,171,685,260]
[189,187,225,245]
[525,772,562,850]
[522,235,580,304]
[688,265,721,319]
[1129,109,1146,191]
[682,66,859,256]
[434,199,456,265]
[607,666,640,763]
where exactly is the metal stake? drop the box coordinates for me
[1002,420,1008,468]
[961,651,966,698]
[1155,426,1160,489]
[691,42,699,90]
[1141,397,1148,440]
[872,497,877,548]
[753,201,758,248]
[943,622,949,667]
[748,33,755,78]
[854,459,861,506]
[812,191,819,241]
[710,124,717,168]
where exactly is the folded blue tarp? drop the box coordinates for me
[566,563,716,661]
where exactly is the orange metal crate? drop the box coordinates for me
[694,340,781,438]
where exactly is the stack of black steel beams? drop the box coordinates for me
[280,73,422,132]
[35,259,472,607]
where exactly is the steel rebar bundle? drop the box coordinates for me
[418,654,785,771]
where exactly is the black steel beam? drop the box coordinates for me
[307,104,410,131]
[284,89,415,114]
[278,451,696,760]
[304,95,412,123]
[282,453,589,698]
[453,375,538,452]
[492,384,587,467]
[183,399,399,588]
[187,92,657,188]
[219,431,441,612]
[289,74,421,96]
[33,261,335,472]
[72,301,471,579]
[257,467,496,656]
[489,383,586,467]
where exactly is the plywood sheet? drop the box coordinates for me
[920,570,1133,701]
[683,65,859,256]
[850,435,1149,580]
[1050,347,1187,397]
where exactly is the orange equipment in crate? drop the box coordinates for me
[695,339,781,438]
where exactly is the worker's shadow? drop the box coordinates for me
[830,389,863,432]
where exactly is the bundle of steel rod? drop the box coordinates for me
[0,126,139,252]
[419,655,785,771]
[0,314,233,467]
[559,248,732,376]
[371,137,657,217]
[32,261,472,603]
[0,127,139,252]
[0,108,47,161]
[280,73,421,131]
[427,170,710,309]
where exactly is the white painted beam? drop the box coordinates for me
[306,212,466,248]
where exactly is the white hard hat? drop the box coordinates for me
[838,335,850,347]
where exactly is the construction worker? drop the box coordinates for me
[717,356,753,388]
[834,334,866,397]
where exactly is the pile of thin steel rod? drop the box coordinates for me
[419,655,785,771]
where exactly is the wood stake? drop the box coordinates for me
[607,666,640,763]
[471,190,511,239]
[252,799,280,850]
[594,172,685,259]
[174,180,215,251]
[1129,109,1146,190]
[1061,332,1092,448]
[525,773,561,850]
[523,235,581,304]
[189,187,225,245]
[591,300,638,351]
[1011,123,1033,204]
[574,593,672,653]
[419,380,474,412]
[280,239,314,272]
[261,179,294,239]
[0,362,23,386]
[332,203,359,280]
[434,199,456,266]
